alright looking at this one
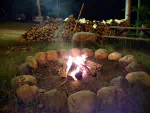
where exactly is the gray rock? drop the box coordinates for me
[68,90,97,113]
[72,32,97,47]
[125,62,145,73]
[40,89,68,113]
[119,55,136,67]
[110,76,129,89]
[125,71,150,86]
[16,63,33,76]
[97,86,126,110]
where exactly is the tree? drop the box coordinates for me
[132,3,150,26]
[125,0,131,25]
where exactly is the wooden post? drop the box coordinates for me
[37,0,42,24]
[125,0,131,25]
[101,36,150,42]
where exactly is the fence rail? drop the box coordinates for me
[101,35,150,42]
[102,26,150,42]
[107,26,150,31]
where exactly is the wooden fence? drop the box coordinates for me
[102,26,150,42]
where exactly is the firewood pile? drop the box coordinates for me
[17,15,130,42]
[18,17,63,42]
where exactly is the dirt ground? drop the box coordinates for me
[35,59,126,96]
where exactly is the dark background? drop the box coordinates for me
[0,0,150,21]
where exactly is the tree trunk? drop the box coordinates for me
[137,0,141,25]
[125,0,131,26]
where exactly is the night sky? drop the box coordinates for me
[0,0,149,21]
[81,0,126,20]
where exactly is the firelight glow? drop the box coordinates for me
[66,55,73,74]
[66,55,88,81]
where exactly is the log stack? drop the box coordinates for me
[17,15,130,42]
[18,17,63,42]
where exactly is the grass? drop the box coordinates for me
[0,21,34,31]
[0,35,20,48]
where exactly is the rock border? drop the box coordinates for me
[12,48,150,113]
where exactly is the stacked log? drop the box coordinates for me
[17,17,63,42]
[18,15,130,42]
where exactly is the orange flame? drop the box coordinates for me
[66,55,87,80]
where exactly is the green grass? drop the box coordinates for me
[0,21,35,31]
[0,21,35,48]
[0,35,20,48]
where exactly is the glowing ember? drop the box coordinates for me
[66,55,88,80]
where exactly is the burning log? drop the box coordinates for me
[75,71,83,80]
[85,60,102,70]
[61,63,68,78]
[59,54,102,81]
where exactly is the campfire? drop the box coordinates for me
[59,54,102,81]
[13,48,139,113]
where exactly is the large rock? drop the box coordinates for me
[40,89,68,113]
[26,56,38,69]
[57,49,69,59]
[94,49,109,60]
[97,86,126,110]
[68,90,97,113]
[108,52,122,61]
[46,50,58,61]
[110,76,129,89]
[125,71,150,86]
[34,52,47,65]
[72,32,97,47]
[119,55,136,66]
[69,48,81,57]
[16,84,39,103]
[125,62,144,73]
[16,63,33,76]
[82,48,94,58]
[11,75,37,88]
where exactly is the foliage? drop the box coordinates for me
[132,19,150,27]
[131,5,150,26]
